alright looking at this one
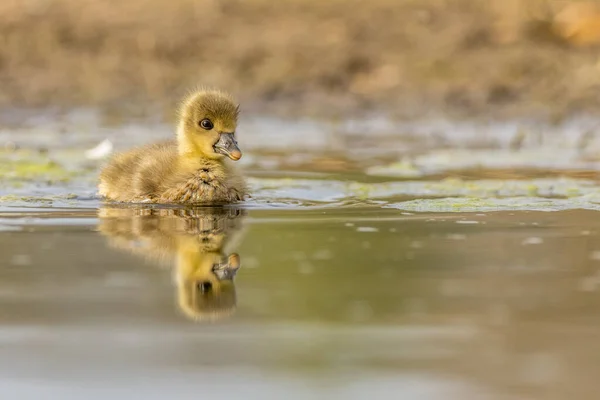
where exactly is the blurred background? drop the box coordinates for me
[4,2,600,399]
[2,0,600,120]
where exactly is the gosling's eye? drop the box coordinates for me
[199,119,213,130]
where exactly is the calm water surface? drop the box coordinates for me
[4,107,600,399]
[0,206,599,399]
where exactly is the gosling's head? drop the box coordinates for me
[177,89,242,161]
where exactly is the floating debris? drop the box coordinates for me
[10,254,32,266]
[522,237,544,245]
[356,227,379,232]
[85,139,113,160]
[446,233,467,240]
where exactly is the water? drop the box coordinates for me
[1,204,600,399]
[3,112,600,398]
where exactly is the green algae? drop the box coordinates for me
[2,169,600,211]
[0,160,70,180]
[0,151,77,185]
[243,176,600,212]
[3,140,600,213]
[249,176,600,202]
[0,193,91,210]
[0,195,54,204]
[385,197,600,212]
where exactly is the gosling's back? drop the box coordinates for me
[99,140,178,202]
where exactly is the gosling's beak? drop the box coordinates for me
[214,133,242,161]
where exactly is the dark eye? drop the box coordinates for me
[197,281,212,294]
[199,119,213,130]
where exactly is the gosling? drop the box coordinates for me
[99,90,247,204]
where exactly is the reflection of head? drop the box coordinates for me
[177,253,241,321]
[98,206,245,321]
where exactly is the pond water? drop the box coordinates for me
[1,206,600,399]
[2,112,600,399]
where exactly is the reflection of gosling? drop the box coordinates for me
[99,89,246,204]
[97,206,245,321]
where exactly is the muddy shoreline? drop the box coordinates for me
[2,0,600,120]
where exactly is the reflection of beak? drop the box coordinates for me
[212,253,241,280]
[214,133,242,161]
